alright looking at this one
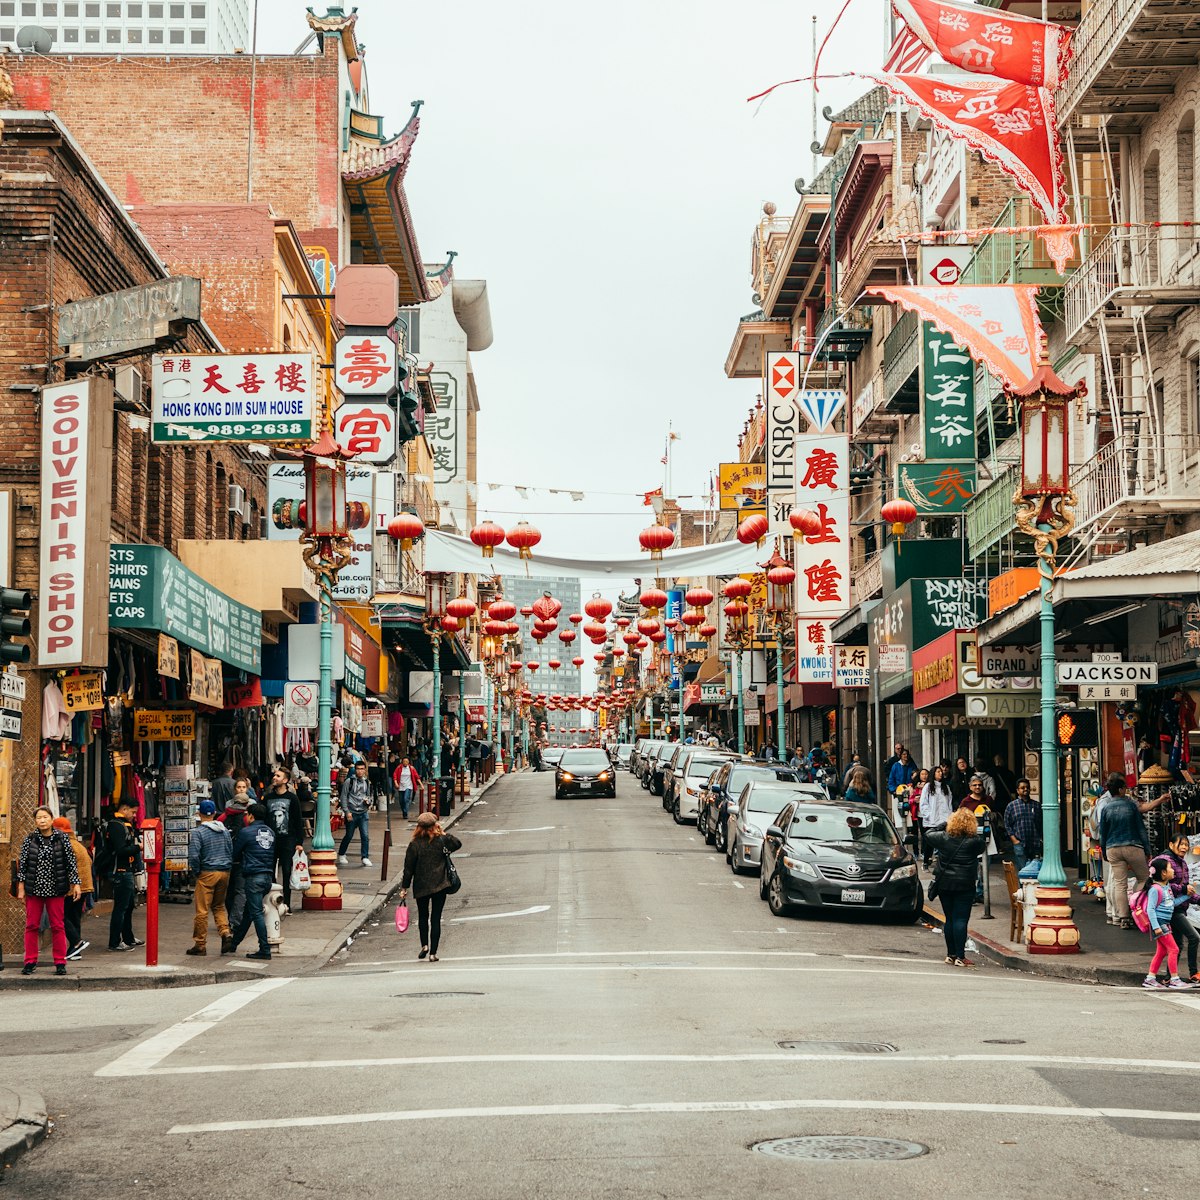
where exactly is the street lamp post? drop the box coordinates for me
[424,572,449,805]
[765,551,797,762]
[1009,361,1083,955]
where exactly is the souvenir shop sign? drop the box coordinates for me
[151,352,316,444]
[62,673,104,713]
[896,460,977,515]
[224,679,263,710]
[37,378,113,669]
[913,628,960,710]
[344,657,367,698]
[833,645,870,689]
[134,708,196,742]
[718,461,766,511]
[109,545,261,674]
[187,649,224,708]
[793,433,851,620]
[158,634,179,679]
[922,326,975,458]
[795,616,834,684]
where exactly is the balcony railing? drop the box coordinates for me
[374,535,424,596]
[1072,433,1200,533]
[964,462,1020,559]
[1056,0,1148,123]
[960,197,1088,287]
[1064,225,1200,346]
[881,309,919,407]
[850,552,883,607]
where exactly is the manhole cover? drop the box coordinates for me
[776,1040,898,1054]
[753,1136,927,1161]
[391,991,484,999]
[982,1038,1025,1045]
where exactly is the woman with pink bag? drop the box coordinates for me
[397,812,462,962]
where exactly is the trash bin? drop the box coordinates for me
[437,776,453,816]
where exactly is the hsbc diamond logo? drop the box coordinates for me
[767,351,800,404]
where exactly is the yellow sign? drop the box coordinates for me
[133,708,196,742]
[158,633,179,679]
[187,649,224,707]
[62,673,104,713]
[718,462,767,511]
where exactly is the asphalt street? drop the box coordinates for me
[7,767,1200,1198]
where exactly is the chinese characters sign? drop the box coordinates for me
[793,433,851,621]
[335,400,398,465]
[427,370,459,486]
[795,617,833,684]
[897,460,977,514]
[922,325,975,457]
[833,645,870,689]
[334,335,398,397]
[717,461,766,511]
[151,353,315,444]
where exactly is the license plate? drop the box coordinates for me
[840,888,866,903]
[579,781,591,789]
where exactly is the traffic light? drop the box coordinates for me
[1029,706,1098,750]
[0,589,31,664]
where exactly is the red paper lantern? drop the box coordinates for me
[488,599,516,622]
[636,617,660,636]
[440,614,461,632]
[724,578,752,600]
[622,630,640,646]
[649,630,666,643]
[548,659,561,669]
[526,661,539,672]
[559,629,576,645]
[594,652,606,662]
[583,620,607,641]
[612,646,625,657]
[568,612,583,625]
[386,512,424,551]
[484,619,508,638]
[699,622,717,638]
[736,513,769,545]
[508,662,522,674]
[506,520,542,559]
[615,616,631,628]
[723,600,748,620]
[684,586,713,609]
[640,587,668,614]
[520,605,534,618]
[790,508,822,541]
[446,594,477,623]
[533,619,558,635]
[505,621,520,637]
[681,610,704,627]
[469,520,506,558]
[584,594,613,620]
[638,522,675,560]
[766,562,796,588]
[532,593,562,621]
[571,656,585,667]
[881,498,918,537]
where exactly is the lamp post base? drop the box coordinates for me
[302,849,344,911]
[1027,885,1081,955]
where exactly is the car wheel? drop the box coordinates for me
[554,789,562,799]
[715,824,726,854]
[672,798,683,824]
[728,839,740,873]
[759,860,770,900]
[767,870,792,916]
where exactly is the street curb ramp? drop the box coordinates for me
[0,1086,49,1181]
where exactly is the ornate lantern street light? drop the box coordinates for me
[1008,360,1085,956]
[765,552,796,761]
[723,582,751,754]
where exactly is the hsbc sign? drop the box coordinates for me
[334,401,397,465]
[765,350,802,534]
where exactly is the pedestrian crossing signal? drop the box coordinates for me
[1029,708,1098,750]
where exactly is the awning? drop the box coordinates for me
[1051,529,1200,601]
[831,599,878,645]
[694,655,727,686]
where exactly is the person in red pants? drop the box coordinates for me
[16,806,81,977]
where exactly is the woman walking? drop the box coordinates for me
[948,756,972,805]
[52,817,94,960]
[398,811,462,962]
[925,808,987,967]
[1143,855,1194,990]
[1158,838,1199,983]
[843,769,876,805]
[919,765,955,870]
[16,807,81,976]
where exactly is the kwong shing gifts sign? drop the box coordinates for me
[792,433,851,621]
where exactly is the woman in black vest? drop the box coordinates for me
[925,807,987,968]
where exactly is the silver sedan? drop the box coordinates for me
[726,780,828,874]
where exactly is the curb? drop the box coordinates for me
[309,770,512,971]
[0,1087,49,1177]
[923,904,1145,987]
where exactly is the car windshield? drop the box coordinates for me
[743,786,814,817]
[789,806,898,846]
[560,750,609,770]
[728,765,799,795]
[686,757,726,779]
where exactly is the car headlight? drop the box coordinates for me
[891,864,917,879]
[742,824,762,838]
[782,856,817,877]
[686,786,698,797]
[561,772,574,781]
[598,771,610,781]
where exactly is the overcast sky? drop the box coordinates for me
[255,0,876,656]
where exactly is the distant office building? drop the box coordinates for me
[506,575,582,739]
[1,0,250,53]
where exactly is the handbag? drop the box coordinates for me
[395,903,409,933]
[290,846,311,892]
[442,843,462,895]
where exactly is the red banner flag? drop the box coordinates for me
[863,72,1065,225]
[891,0,1073,89]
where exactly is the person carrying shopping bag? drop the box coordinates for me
[1142,855,1195,990]
[398,812,462,963]
[16,807,81,976]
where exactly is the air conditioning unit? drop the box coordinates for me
[227,484,247,518]
[114,364,144,407]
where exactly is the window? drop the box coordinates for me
[20,0,34,13]
[1143,151,1161,283]
[1178,116,1195,235]
[126,0,139,11]
[61,23,75,37]
[84,24,97,38]
[0,2,13,14]
[41,0,56,12]
[148,0,159,13]
[84,1,97,13]
[168,25,181,40]
[0,24,13,37]
[189,1,201,13]
[106,1,119,13]
[169,1,181,13]
[188,26,201,41]
[147,25,160,39]
[125,25,138,39]
[63,0,76,12]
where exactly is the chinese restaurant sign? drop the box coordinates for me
[109,544,261,673]
[151,353,316,444]
[794,616,834,683]
[792,433,851,621]
[897,460,977,514]
[335,400,397,465]
[922,325,975,457]
[334,335,398,397]
[428,369,458,486]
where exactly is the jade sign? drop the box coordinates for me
[109,544,262,673]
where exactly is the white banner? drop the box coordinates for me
[792,433,851,621]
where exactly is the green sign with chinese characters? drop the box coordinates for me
[343,656,367,698]
[922,325,975,458]
[897,460,977,515]
[108,544,262,673]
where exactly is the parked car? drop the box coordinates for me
[758,796,922,922]
[670,749,736,823]
[542,746,566,770]
[632,740,662,782]
[612,743,635,770]
[660,743,691,809]
[642,742,676,793]
[698,761,803,850]
[554,747,617,799]
[726,780,827,874]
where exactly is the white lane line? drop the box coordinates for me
[451,905,551,923]
[464,827,557,836]
[1161,993,1200,1013]
[366,964,985,981]
[127,1051,1200,1078]
[169,1095,1200,1134]
[733,881,745,889]
[95,977,295,1078]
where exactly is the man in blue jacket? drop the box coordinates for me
[187,799,234,957]
[228,802,277,960]
[1099,778,1151,929]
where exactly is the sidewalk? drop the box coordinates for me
[0,1085,48,1176]
[0,771,513,991]
[923,859,1151,986]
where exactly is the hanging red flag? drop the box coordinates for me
[883,23,932,74]
[862,72,1065,225]
[891,0,1073,89]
